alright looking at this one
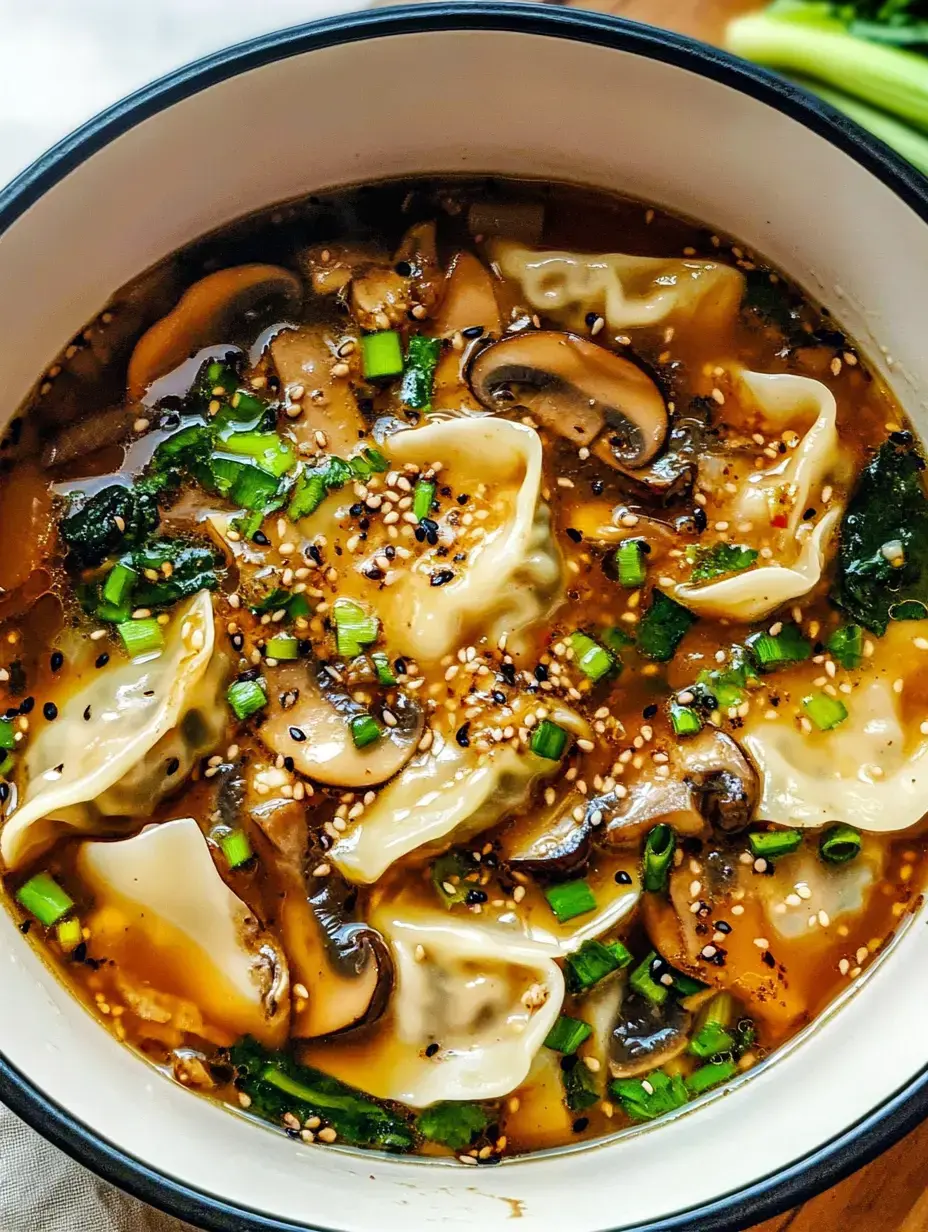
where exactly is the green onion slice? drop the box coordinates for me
[628,951,669,1006]
[670,702,702,736]
[544,1014,592,1055]
[56,916,83,951]
[564,938,632,993]
[220,828,254,869]
[544,879,596,924]
[16,873,74,927]
[611,1070,689,1122]
[361,330,404,380]
[802,692,849,731]
[819,822,862,865]
[227,678,268,721]
[371,652,397,686]
[615,540,647,588]
[745,624,811,671]
[102,562,137,608]
[530,719,569,761]
[412,479,436,522]
[570,632,616,683]
[747,828,802,860]
[333,599,380,658]
[265,634,299,661]
[0,718,16,751]
[686,1059,738,1096]
[350,713,382,749]
[642,824,676,893]
[117,617,164,658]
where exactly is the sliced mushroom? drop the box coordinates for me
[609,989,692,1079]
[270,325,365,456]
[127,264,302,399]
[602,730,757,847]
[501,791,592,880]
[468,331,668,469]
[250,796,393,1038]
[258,659,423,788]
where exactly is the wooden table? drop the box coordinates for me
[555,1,928,1227]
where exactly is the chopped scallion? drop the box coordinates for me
[802,692,849,731]
[0,752,14,778]
[412,479,436,521]
[117,618,164,658]
[228,462,282,512]
[827,624,863,670]
[637,591,697,662]
[570,632,616,683]
[288,593,311,619]
[544,1014,592,1055]
[544,879,596,923]
[371,652,397,686]
[220,431,296,478]
[615,540,647,588]
[628,951,668,1006]
[56,915,83,951]
[747,828,802,860]
[16,873,74,926]
[265,634,299,661]
[686,1059,737,1096]
[361,330,404,380]
[333,599,380,658]
[401,335,442,410]
[220,828,254,869]
[227,678,267,721]
[670,702,702,736]
[350,713,382,749]
[529,719,569,760]
[611,1070,688,1121]
[745,624,811,671]
[562,1057,600,1111]
[564,938,632,993]
[819,822,862,865]
[102,562,137,608]
[0,718,15,751]
[689,993,735,1059]
[642,824,675,893]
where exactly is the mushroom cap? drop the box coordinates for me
[258,660,423,789]
[609,990,692,1079]
[502,790,593,881]
[468,330,668,469]
[127,264,302,399]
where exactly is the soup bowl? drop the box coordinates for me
[2,5,928,1229]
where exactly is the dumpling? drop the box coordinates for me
[519,858,640,953]
[78,817,289,1047]
[330,707,586,885]
[489,239,744,333]
[744,669,928,833]
[308,903,563,1108]
[1,591,228,870]
[755,846,884,942]
[383,417,563,663]
[670,370,846,621]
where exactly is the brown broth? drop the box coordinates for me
[0,177,925,1162]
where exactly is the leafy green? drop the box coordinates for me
[693,645,758,710]
[431,850,476,907]
[60,485,159,570]
[687,542,759,582]
[401,335,442,411]
[832,440,928,634]
[611,1069,689,1122]
[416,1101,489,1150]
[636,591,697,662]
[288,456,353,521]
[127,539,221,607]
[561,1056,600,1112]
[229,1037,415,1151]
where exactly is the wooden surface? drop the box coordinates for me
[555,0,928,1228]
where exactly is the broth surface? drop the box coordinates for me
[1,177,926,1162]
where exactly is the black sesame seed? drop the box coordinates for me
[364,566,384,581]
[395,260,412,276]
[572,1117,589,1133]
[714,919,732,934]
[456,722,471,748]
[0,783,9,803]
[430,569,455,587]
[761,949,776,968]
[283,756,295,773]
[614,870,633,885]
[591,479,604,496]
[395,658,407,675]
[693,505,708,532]
[534,663,549,682]
[457,493,470,505]
[642,703,658,719]
[83,705,92,722]
[890,429,913,446]
[18,918,30,934]
[462,325,484,339]
[465,888,488,905]
[43,702,58,721]
[240,666,261,682]
[802,507,816,521]
[492,690,507,704]
[349,502,364,517]
[500,662,517,686]
[289,726,307,742]
[50,651,64,672]
[414,526,426,543]
[19,696,34,714]
[307,545,323,566]
[565,527,582,543]
[585,312,598,327]
[420,516,438,533]
[475,1155,501,1167]
[253,531,270,546]
[95,654,109,669]
[424,1042,440,1057]
[166,757,180,776]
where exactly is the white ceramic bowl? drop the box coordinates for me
[2,6,928,1229]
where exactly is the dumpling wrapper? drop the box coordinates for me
[1,591,229,871]
[383,417,563,664]
[78,818,289,1047]
[519,855,640,954]
[755,847,883,942]
[307,904,562,1108]
[670,371,845,621]
[744,637,928,832]
[489,240,744,333]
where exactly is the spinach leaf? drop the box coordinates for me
[59,485,159,570]
[416,1101,489,1150]
[687,542,759,582]
[636,591,697,662]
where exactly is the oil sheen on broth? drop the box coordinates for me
[1,178,926,1161]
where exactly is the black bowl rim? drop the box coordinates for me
[2,4,928,1229]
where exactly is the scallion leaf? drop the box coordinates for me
[361,330,404,380]
[529,719,569,760]
[686,1059,737,1096]
[265,634,299,661]
[416,1101,489,1151]
[413,479,436,522]
[220,828,254,869]
[827,623,863,670]
[0,719,15,751]
[819,822,862,865]
[642,824,675,893]
[350,713,382,749]
[544,879,596,923]
[747,828,802,860]
[670,702,702,736]
[689,1025,735,1062]
[570,632,617,683]
[637,591,697,662]
[102,562,137,608]
[564,938,632,993]
[629,951,669,1005]
[16,873,74,926]
[333,599,380,658]
[117,618,164,658]
[611,1070,689,1122]
[544,1014,592,1055]
[616,540,647,588]
[745,623,811,671]
[227,678,268,721]
[802,692,849,731]
[401,335,442,410]
[371,652,397,686]
[221,431,296,478]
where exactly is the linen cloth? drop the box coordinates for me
[0,2,357,1227]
